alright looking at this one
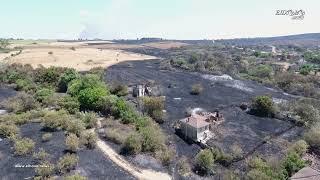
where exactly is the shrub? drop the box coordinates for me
[80,132,97,149]
[195,149,214,174]
[67,74,107,97]
[291,102,320,126]
[34,87,54,105]
[64,174,87,180]
[299,64,313,75]
[0,113,31,125]
[78,86,108,110]
[139,125,165,152]
[121,133,142,155]
[41,133,52,142]
[34,161,55,178]
[304,124,320,151]
[155,147,174,166]
[251,95,275,117]
[110,83,128,96]
[177,157,191,176]
[15,78,36,92]
[141,97,165,123]
[0,123,19,138]
[65,119,85,136]
[247,156,284,180]
[2,92,39,113]
[14,137,35,155]
[33,148,50,161]
[190,83,203,95]
[78,111,97,129]
[41,110,69,130]
[58,68,79,92]
[288,140,308,156]
[34,66,65,87]
[65,133,80,152]
[281,152,306,177]
[57,153,79,173]
[248,64,273,79]
[58,95,80,114]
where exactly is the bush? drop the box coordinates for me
[304,124,320,151]
[0,112,35,125]
[291,101,320,126]
[141,97,165,123]
[177,157,191,176]
[15,78,36,92]
[299,64,313,75]
[110,83,128,96]
[2,92,39,113]
[57,153,79,174]
[78,86,108,110]
[34,161,55,178]
[80,132,97,149]
[14,137,35,155]
[155,147,174,166]
[195,149,214,174]
[65,119,85,136]
[121,133,142,155]
[248,64,273,79]
[41,133,52,142]
[190,83,203,95]
[41,110,69,131]
[65,133,80,152]
[58,68,79,92]
[58,95,80,114]
[64,174,87,180]
[247,156,285,180]
[251,95,275,117]
[67,74,107,97]
[35,66,65,87]
[281,152,306,177]
[33,148,50,161]
[288,140,309,156]
[139,125,165,152]
[0,123,19,138]
[78,111,97,129]
[34,87,54,105]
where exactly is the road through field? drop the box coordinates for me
[95,119,171,180]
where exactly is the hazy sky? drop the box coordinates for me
[1,0,319,39]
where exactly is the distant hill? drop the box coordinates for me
[215,33,320,47]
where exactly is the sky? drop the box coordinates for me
[0,0,319,40]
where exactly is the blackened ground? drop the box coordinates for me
[0,86,16,101]
[105,59,303,164]
[0,123,135,180]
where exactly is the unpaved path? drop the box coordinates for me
[95,119,171,180]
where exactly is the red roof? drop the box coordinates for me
[180,114,210,128]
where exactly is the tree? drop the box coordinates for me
[251,95,275,117]
[195,149,214,174]
[0,39,9,49]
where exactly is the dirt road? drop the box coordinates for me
[95,119,171,180]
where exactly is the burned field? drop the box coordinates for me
[105,59,304,167]
[0,122,135,180]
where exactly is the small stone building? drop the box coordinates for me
[179,114,211,143]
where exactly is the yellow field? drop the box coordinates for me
[1,41,156,71]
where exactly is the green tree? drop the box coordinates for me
[251,95,275,117]
[195,149,214,174]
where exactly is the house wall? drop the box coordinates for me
[180,123,197,140]
[180,123,210,142]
